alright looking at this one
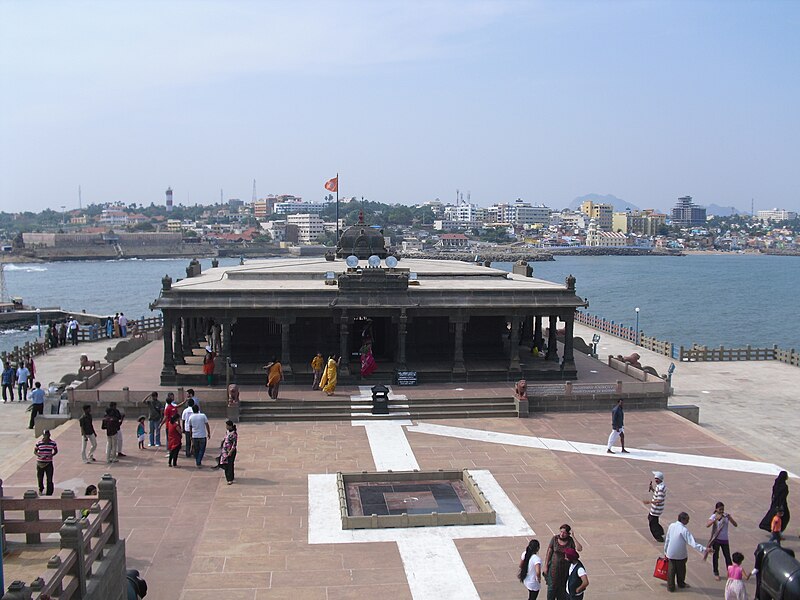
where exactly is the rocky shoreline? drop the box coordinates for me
[398,247,683,263]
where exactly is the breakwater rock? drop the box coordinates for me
[549,247,683,257]
[397,250,555,262]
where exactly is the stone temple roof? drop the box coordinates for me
[335,218,389,259]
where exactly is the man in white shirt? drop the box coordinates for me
[68,317,80,345]
[188,404,211,468]
[663,512,708,592]
[564,547,588,599]
[118,313,128,337]
[181,399,196,458]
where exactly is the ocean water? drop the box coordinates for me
[2,254,798,354]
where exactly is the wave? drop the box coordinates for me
[3,264,48,272]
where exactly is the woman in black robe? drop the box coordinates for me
[759,471,790,532]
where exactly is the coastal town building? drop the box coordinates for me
[757,208,797,222]
[579,200,613,231]
[436,233,469,248]
[671,195,707,227]
[585,218,627,247]
[286,213,324,243]
[154,219,585,386]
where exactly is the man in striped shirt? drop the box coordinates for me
[644,470,667,542]
[34,430,58,496]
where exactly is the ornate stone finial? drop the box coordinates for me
[161,274,172,291]
[565,274,576,291]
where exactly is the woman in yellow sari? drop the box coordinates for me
[321,355,340,396]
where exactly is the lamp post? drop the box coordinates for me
[36,308,41,338]
[634,307,640,345]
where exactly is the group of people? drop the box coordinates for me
[1,357,35,402]
[104,313,129,339]
[73,389,238,483]
[46,316,81,348]
[311,352,342,396]
[518,524,588,599]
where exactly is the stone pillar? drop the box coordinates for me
[182,316,192,356]
[533,316,543,353]
[60,517,87,597]
[161,314,176,380]
[546,315,558,361]
[173,318,185,364]
[562,313,575,366]
[276,317,293,375]
[450,316,466,374]
[338,311,350,377]
[509,317,522,372]
[98,473,120,544]
[215,319,235,375]
[396,310,408,369]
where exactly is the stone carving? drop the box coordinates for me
[617,352,642,369]
[514,379,528,402]
[161,274,172,291]
[79,354,100,372]
[565,274,576,291]
[227,383,240,407]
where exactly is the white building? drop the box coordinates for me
[98,208,129,227]
[585,219,627,247]
[287,213,324,243]
[757,208,797,222]
[274,199,326,215]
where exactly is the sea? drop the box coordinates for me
[2,254,798,354]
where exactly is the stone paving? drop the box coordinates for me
[1,330,799,599]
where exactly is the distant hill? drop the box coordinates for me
[703,204,742,217]
[568,194,640,213]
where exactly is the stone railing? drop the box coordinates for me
[679,344,800,366]
[575,312,676,358]
[0,315,163,366]
[0,474,126,600]
[67,387,230,419]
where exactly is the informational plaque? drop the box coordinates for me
[396,371,418,386]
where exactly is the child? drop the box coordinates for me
[724,552,750,600]
[136,416,146,450]
[770,508,784,544]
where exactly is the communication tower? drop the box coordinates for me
[166,187,173,212]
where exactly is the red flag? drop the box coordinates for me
[324,176,338,192]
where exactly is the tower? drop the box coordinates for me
[166,187,173,212]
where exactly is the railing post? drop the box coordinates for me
[45,556,64,596]
[59,517,87,597]
[98,473,119,544]
[60,489,76,522]
[22,491,40,544]
[1,580,33,600]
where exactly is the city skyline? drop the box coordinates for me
[1,1,799,213]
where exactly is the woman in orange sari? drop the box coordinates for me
[264,357,283,400]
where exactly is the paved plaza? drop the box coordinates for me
[0,333,797,599]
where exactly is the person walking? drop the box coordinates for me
[144,391,163,447]
[2,361,16,401]
[644,470,667,542]
[219,419,238,484]
[321,355,341,396]
[166,413,182,467]
[25,355,35,388]
[564,548,588,600]
[759,471,790,534]
[28,381,46,429]
[188,404,210,467]
[34,430,58,496]
[519,539,543,599]
[544,524,583,600]
[79,404,97,463]
[663,512,708,592]
[706,501,738,580]
[136,416,146,450]
[181,398,196,457]
[68,316,80,345]
[770,508,784,544]
[311,352,324,390]
[265,357,283,400]
[101,407,120,463]
[606,398,628,454]
[16,362,30,401]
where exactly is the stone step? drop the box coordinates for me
[240,401,516,414]
[238,408,519,422]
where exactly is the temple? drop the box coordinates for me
[153,221,586,385]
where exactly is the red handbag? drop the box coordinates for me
[654,556,669,581]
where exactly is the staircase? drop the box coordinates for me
[239,392,518,422]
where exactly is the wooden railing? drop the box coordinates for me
[0,474,121,600]
[1,315,163,366]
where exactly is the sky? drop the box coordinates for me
[1,0,799,214]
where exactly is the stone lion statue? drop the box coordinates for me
[514,379,528,401]
[227,383,240,406]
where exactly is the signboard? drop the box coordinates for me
[396,371,418,386]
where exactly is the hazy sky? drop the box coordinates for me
[1,0,799,214]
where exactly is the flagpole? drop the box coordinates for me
[335,172,339,243]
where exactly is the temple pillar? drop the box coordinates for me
[533,316,543,353]
[396,310,408,369]
[545,315,559,361]
[181,316,192,356]
[160,314,176,380]
[509,316,522,372]
[173,318,185,364]
[450,315,467,373]
[213,318,235,374]
[276,316,294,375]
[561,313,575,367]
[338,311,350,377]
